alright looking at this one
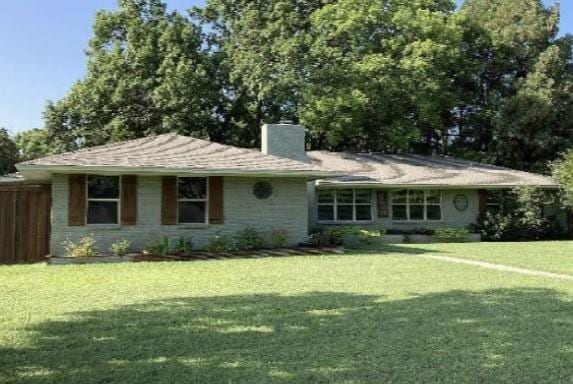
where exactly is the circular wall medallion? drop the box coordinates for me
[253,181,273,199]
[453,194,469,211]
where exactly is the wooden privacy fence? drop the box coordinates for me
[0,184,51,264]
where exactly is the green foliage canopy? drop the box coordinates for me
[0,128,19,175]
[14,128,62,161]
[43,0,573,172]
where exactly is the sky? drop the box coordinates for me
[0,0,571,134]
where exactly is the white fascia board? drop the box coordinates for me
[314,180,559,189]
[17,164,341,180]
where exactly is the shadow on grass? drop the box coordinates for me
[344,243,442,255]
[2,289,572,383]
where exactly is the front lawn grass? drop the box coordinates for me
[392,241,573,275]
[1,245,572,383]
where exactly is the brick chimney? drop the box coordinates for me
[261,123,308,162]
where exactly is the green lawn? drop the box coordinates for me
[391,241,573,275]
[1,244,573,383]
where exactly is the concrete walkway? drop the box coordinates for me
[416,254,573,282]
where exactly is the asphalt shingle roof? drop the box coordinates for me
[18,134,557,187]
[308,151,557,187]
[19,134,329,176]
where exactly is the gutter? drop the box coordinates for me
[314,180,560,189]
[17,164,342,180]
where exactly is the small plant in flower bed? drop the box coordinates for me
[310,228,344,247]
[204,233,234,253]
[311,227,383,247]
[235,226,265,251]
[145,237,170,256]
[174,237,193,256]
[434,227,471,242]
[268,228,289,248]
[109,239,131,256]
[62,234,98,257]
[343,226,384,244]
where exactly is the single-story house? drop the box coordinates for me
[16,124,564,255]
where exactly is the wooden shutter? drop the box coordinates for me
[68,174,86,226]
[161,176,178,225]
[209,176,224,224]
[478,189,488,214]
[376,191,389,218]
[121,175,138,225]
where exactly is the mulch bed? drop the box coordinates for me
[133,247,345,263]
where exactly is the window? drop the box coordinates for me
[486,190,503,213]
[391,190,442,221]
[178,177,208,223]
[87,175,120,224]
[317,189,372,222]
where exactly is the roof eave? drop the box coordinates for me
[314,180,560,189]
[17,164,341,181]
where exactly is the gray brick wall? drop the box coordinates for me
[51,174,309,256]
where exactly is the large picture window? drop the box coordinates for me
[317,189,372,222]
[178,177,208,224]
[391,190,442,221]
[87,175,120,224]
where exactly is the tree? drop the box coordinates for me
[301,0,463,152]
[196,0,330,147]
[47,0,217,148]
[452,0,572,170]
[552,150,573,208]
[44,0,572,168]
[14,128,63,161]
[493,43,573,171]
[0,128,19,175]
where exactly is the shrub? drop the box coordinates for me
[434,227,471,242]
[472,186,563,241]
[204,233,234,253]
[109,239,131,256]
[346,227,383,243]
[552,150,573,207]
[145,237,170,256]
[268,228,289,248]
[472,212,518,241]
[175,237,193,255]
[311,227,383,247]
[62,234,98,257]
[385,228,434,235]
[235,226,265,251]
[310,228,345,247]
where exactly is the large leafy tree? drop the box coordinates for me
[44,0,572,171]
[14,128,63,161]
[301,0,464,152]
[452,0,573,170]
[0,128,19,175]
[196,0,330,147]
[47,0,217,147]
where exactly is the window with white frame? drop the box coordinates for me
[178,177,208,223]
[391,190,442,221]
[317,189,372,222]
[87,175,120,224]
